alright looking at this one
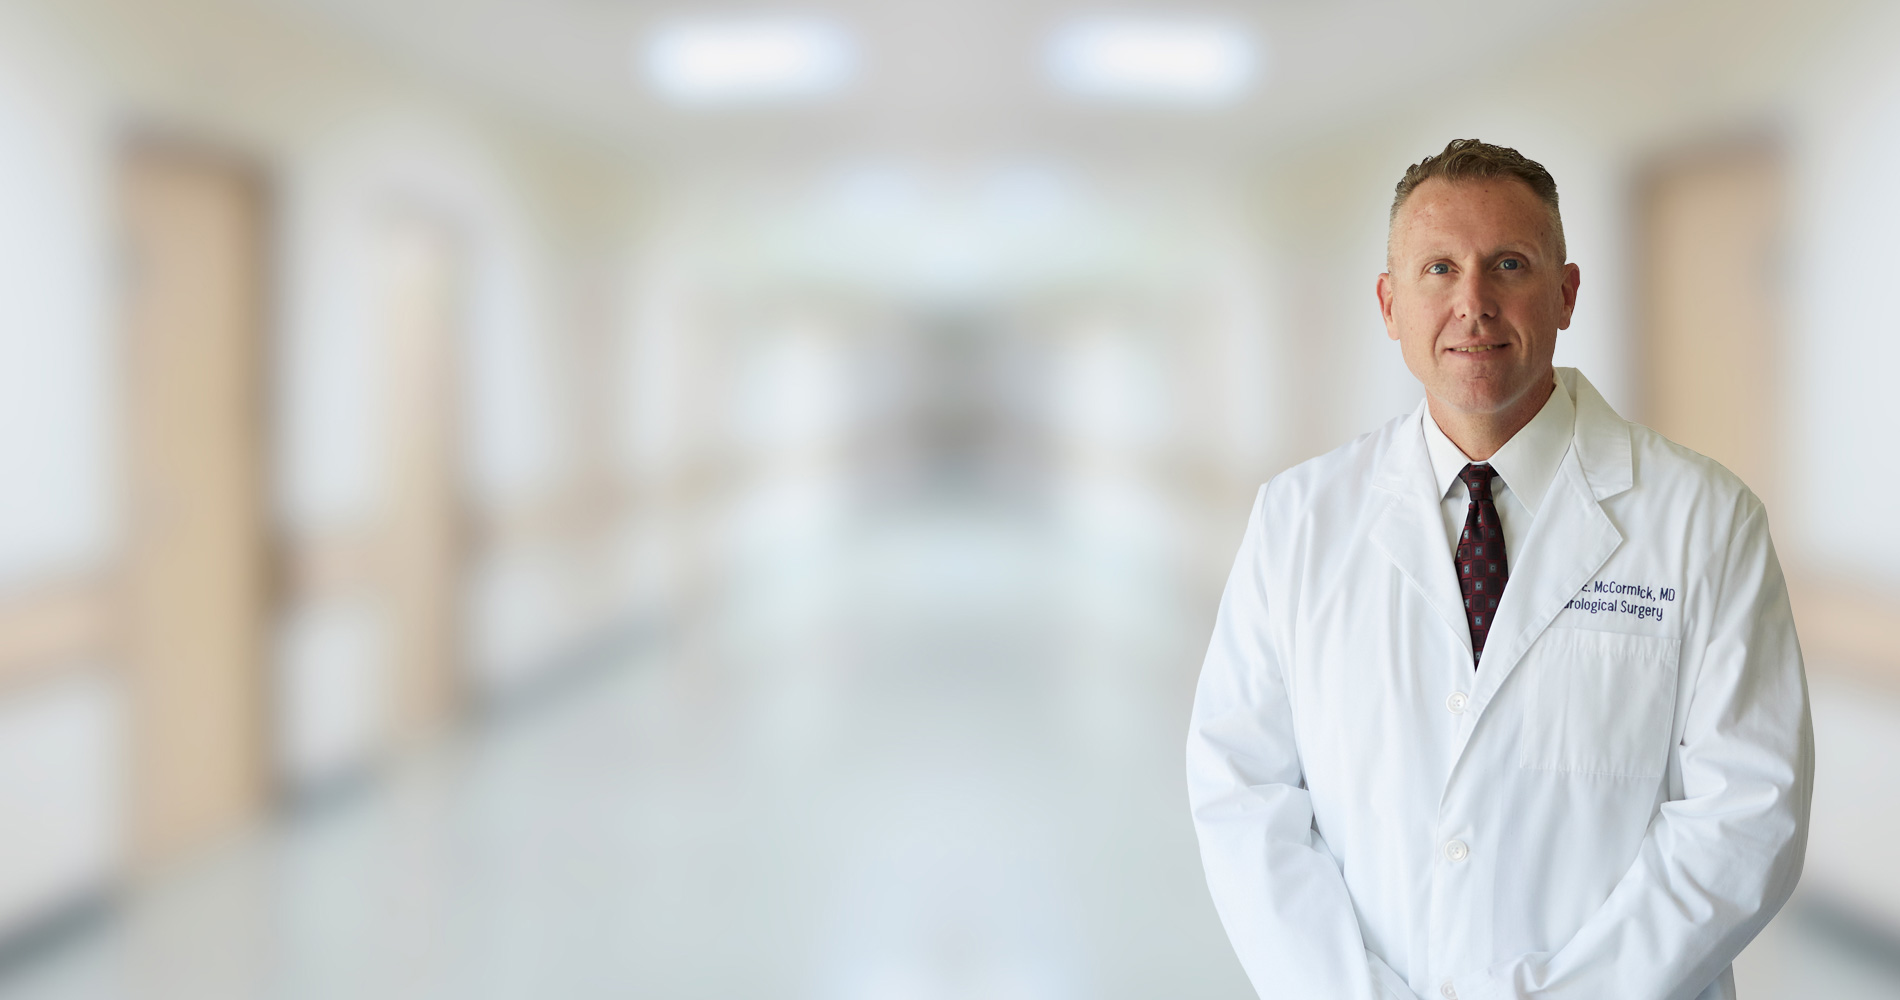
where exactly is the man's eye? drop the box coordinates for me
[1498,259,1521,270]
[1427,263,1450,274]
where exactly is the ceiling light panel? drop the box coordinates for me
[645,17,855,105]
[1046,16,1257,105]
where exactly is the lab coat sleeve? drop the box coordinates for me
[1187,486,1420,1000]
[1454,502,1813,1000]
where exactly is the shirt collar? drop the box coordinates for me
[1421,375,1576,516]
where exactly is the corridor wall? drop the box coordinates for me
[0,0,122,939]
[0,0,651,942]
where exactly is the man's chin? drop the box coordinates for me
[1430,377,1535,418]
[1433,386,1513,416]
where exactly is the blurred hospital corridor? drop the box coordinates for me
[4,0,1900,996]
[0,489,1243,999]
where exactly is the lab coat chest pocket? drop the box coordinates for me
[1517,627,1681,778]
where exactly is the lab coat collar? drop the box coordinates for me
[1370,403,1478,660]
[1560,367,1633,501]
[1370,367,1635,743]
[1421,375,1576,516]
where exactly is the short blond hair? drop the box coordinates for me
[1389,139,1566,262]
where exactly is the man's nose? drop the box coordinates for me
[1452,272,1499,320]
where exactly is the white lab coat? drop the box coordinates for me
[1187,368,1812,1000]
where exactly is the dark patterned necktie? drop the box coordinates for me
[1456,463,1509,667]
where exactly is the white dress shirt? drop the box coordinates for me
[1422,377,1576,562]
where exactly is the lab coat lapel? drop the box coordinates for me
[1461,369,1633,731]
[1369,407,1474,660]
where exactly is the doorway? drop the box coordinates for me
[119,139,271,864]
[375,212,465,740]
[1635,139,1784,506]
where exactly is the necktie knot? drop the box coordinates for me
[1459,463,1497,501]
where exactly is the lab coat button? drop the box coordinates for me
[1445,691,1469,714]
[1445,839,1469,862]
[1441,982,1458,999]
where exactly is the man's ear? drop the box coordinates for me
[1556,262,1581,330]
[1377,272,1400,341]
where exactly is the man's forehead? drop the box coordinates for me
[1390,177,1552,255]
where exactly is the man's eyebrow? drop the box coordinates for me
[1407,242,1543,261]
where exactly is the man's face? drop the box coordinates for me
[1377,177,1580,420]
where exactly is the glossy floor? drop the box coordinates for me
[0,501,1893,999]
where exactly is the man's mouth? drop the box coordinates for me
[1450,344,1505,353]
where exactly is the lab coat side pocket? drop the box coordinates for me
[1517,627,1681,778]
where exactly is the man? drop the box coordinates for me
[1186,140,1812,1000]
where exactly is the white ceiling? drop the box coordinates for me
[264,0,1645,167]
